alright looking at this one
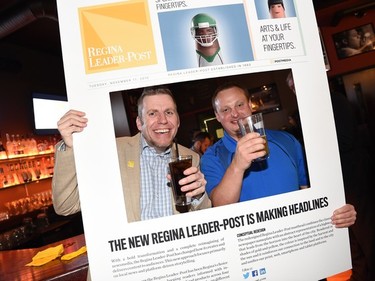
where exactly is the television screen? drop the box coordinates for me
[31,92,69,135]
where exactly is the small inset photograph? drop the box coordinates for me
[255,0,296,20]
[158,4,253,71]
[333,23,375,59]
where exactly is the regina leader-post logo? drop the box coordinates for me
[79,0,157,74]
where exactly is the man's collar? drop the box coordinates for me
[140,134,171,156]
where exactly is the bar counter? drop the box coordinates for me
[0,234,88,281]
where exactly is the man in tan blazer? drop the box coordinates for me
[52,86,211,223]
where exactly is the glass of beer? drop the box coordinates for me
[237,113,269,162]
[168,155,192,206]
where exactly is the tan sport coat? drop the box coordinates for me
[52,133,211,223]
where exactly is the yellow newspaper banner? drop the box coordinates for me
[79,0,157,74]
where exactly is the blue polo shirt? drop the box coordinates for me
[201,130,308,202]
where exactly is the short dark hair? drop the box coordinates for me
[137,86,177,117]
[268,0,284,9]
[212,82,250,112]
[192,131,211,143]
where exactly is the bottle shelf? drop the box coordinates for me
[0,152,54,162]
[0,153,54,189]
[0,175,53,190]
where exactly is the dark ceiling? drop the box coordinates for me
[0,0,351,58]
[0,0,60,56]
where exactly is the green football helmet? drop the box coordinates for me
[191,13,218,47]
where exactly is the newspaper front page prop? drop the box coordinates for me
[56,0,352,280]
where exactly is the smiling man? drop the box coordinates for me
[200,81,356,232]
[52,86,211,223]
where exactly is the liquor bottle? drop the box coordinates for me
[20,135,28,155]
[0,140,7,159]
[5,133,14,158]
[3,164,12,187]
[26,161,36,181]
[13,163,23,184]
[8,164,19,185]
[29,134,38,155]
[0,167,5,188]
[11,134,18,157]
[16,134,24,155]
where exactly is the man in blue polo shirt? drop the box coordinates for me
[201,82,356,228]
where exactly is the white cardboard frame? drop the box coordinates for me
[56,0,351,280]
